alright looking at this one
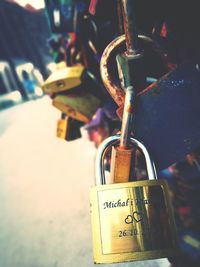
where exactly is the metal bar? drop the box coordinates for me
[121,0,138,55]
[120,86,134,148]
[117,0,124,34]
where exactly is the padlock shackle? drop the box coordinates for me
[95,135,157,185]
[100,34,168,107]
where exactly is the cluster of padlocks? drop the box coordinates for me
[43,0,200,265]
[43,0,120,143]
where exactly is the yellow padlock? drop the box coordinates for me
[56,114,83,141]
[57,118,68,139]
[53,93,101,123]
[90,135,179,264]
[42,65,85,94]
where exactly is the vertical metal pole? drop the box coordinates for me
[119,0,141,149]
[121,0,138,55]
[109,0,142,183]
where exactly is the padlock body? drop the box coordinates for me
[57,119,68,139]
[56,117,83,141]
[90,179,178,264]
[53,93,101,123]
[42,65,85,94]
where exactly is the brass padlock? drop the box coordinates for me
[42,65,85,94]
[57,117,68,139]
[52,92,101,123]
[90,135,178,264]
[56,114,83,141]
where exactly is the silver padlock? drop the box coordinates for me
[90,135,178,264]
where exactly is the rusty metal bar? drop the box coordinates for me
[120,86,134,148]
[121,0,138,55]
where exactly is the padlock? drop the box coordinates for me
[57,116,68,139]
[42,63,105,99]
[42,65,85,94]
[56,113,83,141]
[43,64,103,123]
[52,91,101,123]
[90,135,178,264]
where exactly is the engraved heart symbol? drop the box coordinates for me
[125,215,133,224]
[133,211,143,223]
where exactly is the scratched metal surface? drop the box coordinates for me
[135,63,200,170]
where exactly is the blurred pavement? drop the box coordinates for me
[0,97,170,267]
